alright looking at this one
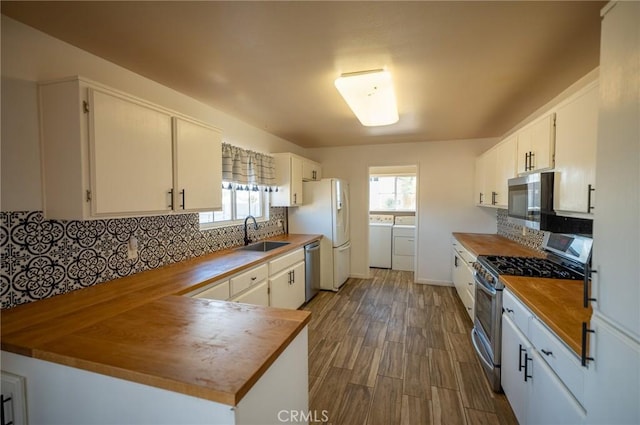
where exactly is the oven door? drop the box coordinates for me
[471,273,503,391]
[474,275,502,359]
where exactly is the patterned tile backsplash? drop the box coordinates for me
[0,209,286,309]
[496,209,546,251]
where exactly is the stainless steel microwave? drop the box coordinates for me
[507,172,555,230]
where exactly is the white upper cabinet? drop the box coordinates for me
[553,81,599,215]
[89,88,174,215]
[302,159,322,181]
[475,146,497,206]
[475,136,515,208]
[173,117,222,212]
[516,113,556,174]
[494,135,517,208]
[272,153,304,207]
[39,77,222,220]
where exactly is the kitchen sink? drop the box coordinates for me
[238,241,290,252]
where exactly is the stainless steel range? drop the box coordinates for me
[471,233,593,392]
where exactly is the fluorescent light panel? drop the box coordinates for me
[335,70,399,127]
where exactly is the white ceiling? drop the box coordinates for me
[1,1,604,148]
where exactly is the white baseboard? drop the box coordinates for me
[414,278,453,287]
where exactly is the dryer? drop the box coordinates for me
[392,216,415,271]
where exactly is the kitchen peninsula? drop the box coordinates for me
[1,234,319,425]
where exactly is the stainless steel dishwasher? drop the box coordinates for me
[304,241,321,302]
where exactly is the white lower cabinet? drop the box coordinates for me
[269,262,305,310]
[269,248,305,310]
[230,281,269,307]
[451,239,476,319]
[501,314,531,425]
[529,348,586,425]
[190,280,230,301]
[583,314,640,425]
[188,247,308,309]
[501,289,586,425]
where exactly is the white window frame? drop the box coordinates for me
[369,173,417,212]
[199,183,270,230]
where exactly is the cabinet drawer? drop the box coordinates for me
[454,245,476,266]
[190,280,230,300]
[530,317,585,406]
[269,248,304,276]
[230,264,268,296]
[503,289,532,337]
[461,287,474,319]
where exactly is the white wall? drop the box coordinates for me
[311,138,498,284]
[0,16,308,211]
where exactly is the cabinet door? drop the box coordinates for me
[270,262,305,309]
[272,154,304,207]
[302,159,321,181]
[452,251,465,298]
[554,83,598,214]
[501,314,531,425]
[474,154,486,205]
[517,113,555,173]
[290,156,303,205]
[89,88,173,215]
[230,280,269,306]
[584,315,640,425]
[475,148,497,206]
[173,117,222,212]
[530,113,555,171]
[528,349,586,425]
[495,136,517,208]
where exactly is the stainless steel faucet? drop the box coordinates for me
[243,215,259,245]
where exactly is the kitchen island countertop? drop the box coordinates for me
[1,233,320,406]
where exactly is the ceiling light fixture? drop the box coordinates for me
[334,69,399,127]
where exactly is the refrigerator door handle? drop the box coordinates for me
[337,241,351,252]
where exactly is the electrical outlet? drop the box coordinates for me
[277,219,283,228]
[522,226,528,236]
[127,236,138,260]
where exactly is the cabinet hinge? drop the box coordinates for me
[83,101,90,113]
[86,190,92,202]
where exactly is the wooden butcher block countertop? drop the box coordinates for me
[452,232,544,257]
[1,233,319,405]
[453,233,590,356]
[501,276,591,355]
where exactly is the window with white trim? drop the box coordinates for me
[199,181,269,228]
[369,174,416,211]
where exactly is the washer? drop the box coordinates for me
[369,214,394,268]
[392,216,416,271]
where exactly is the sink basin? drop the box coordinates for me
[238,241,290,252]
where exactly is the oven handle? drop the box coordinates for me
[475,275,497,296]
[471,328,495,370]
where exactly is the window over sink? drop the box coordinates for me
[199,181,269,229]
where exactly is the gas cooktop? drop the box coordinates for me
[479,255,585,280]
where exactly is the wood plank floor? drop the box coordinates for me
[302,269,518,425]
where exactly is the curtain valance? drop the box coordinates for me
[221,143,275,186]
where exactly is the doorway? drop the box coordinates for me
[368,165,418,274]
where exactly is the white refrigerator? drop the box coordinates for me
[288,178,350,291]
